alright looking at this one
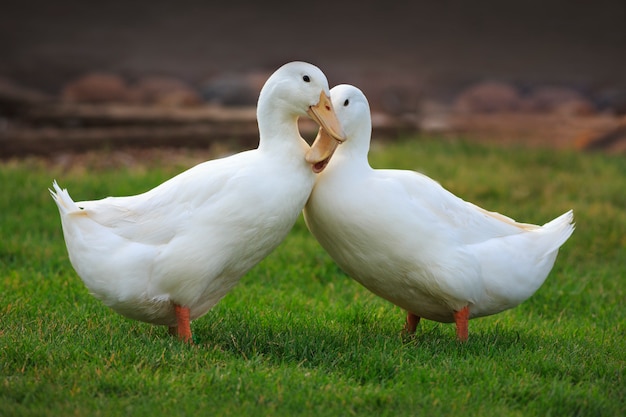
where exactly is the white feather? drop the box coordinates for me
[50,62,335,327]
[304,84,575,324]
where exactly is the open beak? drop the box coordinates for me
[305,91,345,173]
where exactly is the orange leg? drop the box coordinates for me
[169,304,193,344]
[404,311,421,334]
[453,306,470,342]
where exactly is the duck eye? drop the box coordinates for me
[343,99,350,107]
[302,75,310,82]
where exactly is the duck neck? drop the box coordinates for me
[343,125,372,165]
[329,127,373,173]
[256,98,305,155]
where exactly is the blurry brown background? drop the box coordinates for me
[1,0,625,155]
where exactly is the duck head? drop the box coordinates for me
[309,84,372,167]
[259,61,345,173]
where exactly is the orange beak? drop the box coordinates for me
[305,92,345,173]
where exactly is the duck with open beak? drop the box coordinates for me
[306,91,346,173]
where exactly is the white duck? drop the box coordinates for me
[304,84,574,341]
[50,62,345,343]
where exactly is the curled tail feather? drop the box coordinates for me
[540,209,575,255]
[49,180,81,215]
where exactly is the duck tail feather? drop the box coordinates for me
[541,209,575,251]
[49,180,80,215]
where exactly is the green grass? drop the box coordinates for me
[1,137,625,416]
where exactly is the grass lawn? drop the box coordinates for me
[1,137,624,416]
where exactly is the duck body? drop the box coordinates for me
[304,84,574,338]
[306,163,573,323]
[53,148,311,326]
[50,62,345,340]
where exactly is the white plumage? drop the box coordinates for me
[304,84,574,340]
[50,62,345,342]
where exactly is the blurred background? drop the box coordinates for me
[1,0,625,156]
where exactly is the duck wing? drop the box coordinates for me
[69,156,247,246]
[385,169,532,244]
